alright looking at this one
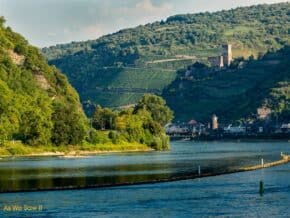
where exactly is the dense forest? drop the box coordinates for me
[0,17,172,154]
[0,16,88,147]
[163,46,290,122]
[42,3,290,115]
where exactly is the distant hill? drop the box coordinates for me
[163,46,290,122]
[42,2,290,115]
[0,17,88,146]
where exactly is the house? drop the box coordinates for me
[165,123,190,135]
[188,120,206,134]
[224,125,246,134]
[281,123,290,133]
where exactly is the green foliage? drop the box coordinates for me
[92,105,117,130]
[134,94,174,126]
[0,19,89,146]
[90,94,172,150]
[86,128,100,144]
[42,3,290,111]
[51,101,88,146]
[0,80,16,144]
[108,131,120,144]
[0,19,170,151]
[14,43,27,55]
[18,97,53,146]
[163,46,290,122]
[268,81,290,120]
[149,134,169,151]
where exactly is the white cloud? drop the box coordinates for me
[117,0,172,22]
[135,0,172,15]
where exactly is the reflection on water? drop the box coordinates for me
[0,141,289,192]
[0,163,289,217]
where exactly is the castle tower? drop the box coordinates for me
[222,44,232,66]
[212,114,218,130]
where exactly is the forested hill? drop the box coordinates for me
[0,17,88,146]
[163,46,290,122]
[42,2,290,113]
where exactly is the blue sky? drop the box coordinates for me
[0,0,288,47]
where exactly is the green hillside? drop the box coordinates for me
[0,17,173,154]
[42,2,290,114]
[163,46,290,122]
[0,17,89,146]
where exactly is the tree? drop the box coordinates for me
[134,94,174,126]
[92,105,116,130]
[51,101,88,146]
[0,16,5,26]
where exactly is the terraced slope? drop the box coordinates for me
[42,3,290,114]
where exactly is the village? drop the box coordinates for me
[165,106,290,140]
[164,44,289,140]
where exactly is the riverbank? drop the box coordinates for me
[0,141,154,158]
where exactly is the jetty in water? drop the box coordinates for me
[241,153,290,171]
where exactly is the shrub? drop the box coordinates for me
[108,131,120,144]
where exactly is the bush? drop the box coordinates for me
[3,141,32,155]
[14,43,27,55]
[87,128,100,144]
[108,131,120,144]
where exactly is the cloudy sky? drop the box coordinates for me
[0,0,288,47]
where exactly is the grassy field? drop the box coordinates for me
[85,91,144,107]
[109,68,177,89]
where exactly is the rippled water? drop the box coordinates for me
[0,141,289,217]
[0,141,289,192]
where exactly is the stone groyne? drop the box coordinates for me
[241,153,290,171]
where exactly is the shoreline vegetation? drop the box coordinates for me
[0,93,174,158]
[0,138,288,158]
[0,140,154,158]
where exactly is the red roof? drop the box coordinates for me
[188,120,198,125]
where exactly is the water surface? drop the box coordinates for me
[0,141,289,192]
[0,141,290,217]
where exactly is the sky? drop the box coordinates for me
[0,0,288,47]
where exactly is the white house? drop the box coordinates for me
[224,125,246,134]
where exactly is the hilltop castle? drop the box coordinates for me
[208,44,232,68]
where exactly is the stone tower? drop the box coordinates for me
[212,114,218,130]
[222,44,232,66]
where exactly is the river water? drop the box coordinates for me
[0,141,289,217]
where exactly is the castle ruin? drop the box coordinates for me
[208,44,232,68]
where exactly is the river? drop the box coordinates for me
[0,141,289,217]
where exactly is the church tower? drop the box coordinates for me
[212,114,218,130]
